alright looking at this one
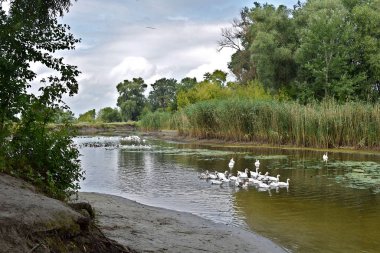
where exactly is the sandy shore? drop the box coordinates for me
[76,192,287,253]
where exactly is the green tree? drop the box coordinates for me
[116,77,147,121]
[148,78,178,111]
[248,3,297,92]
[347,0,380,101]
[203,70,227,86]
[294,0,354,101]
[96,107,121,122]
[52,108,75,124]
[0,0,83,199]
[177,77,197,92]
[77,109,96,122]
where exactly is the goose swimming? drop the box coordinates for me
[228,158,235,169]
[267,174,280,183]
[323,152,328,163]
[250,167,259,179]
[237,168,249,178]
[278,178,290,187]
[210,179,223,185]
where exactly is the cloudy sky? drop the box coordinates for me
[30,0,295,116]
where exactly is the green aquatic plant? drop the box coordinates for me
[330,161,380,192]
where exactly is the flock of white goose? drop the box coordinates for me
[198,153,329,190]
[199,158,290,190]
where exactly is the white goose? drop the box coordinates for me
[237,168,249,178]
[323,152,328,163]
[278,178,290,187]
[258,172,269,181]
[250,167,259,179]
[199,170,209,179]
[217,172,227,180]
[208,171,218,180]
[268,174,280,183]
[255,159,260,167]
[269,181,280,188]
[210,179,223,185]
[257,181,270,189]
[248,177,261,185]
[229,175,237,181]
[228,158,235,169]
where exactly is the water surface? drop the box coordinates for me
[76,136,380,253]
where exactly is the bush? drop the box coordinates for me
[3,103,83,200]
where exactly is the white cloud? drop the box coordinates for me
[110,56,157,83]
[1,0,10,15]
[186,47,235,80]
[58,0,257,115]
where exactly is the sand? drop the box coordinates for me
[76,192,287,253]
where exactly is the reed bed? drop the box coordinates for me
[139,111,174,131]
[170,99,380,149]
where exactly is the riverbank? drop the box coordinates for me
[75,192,287,253]
[1,172,286,252]
[0,173,133,253]
[141,129,380,156]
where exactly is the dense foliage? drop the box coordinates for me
[220,0,380,103]
[0,0,83,199]
[77,109,96,122]
[116,77,147,121]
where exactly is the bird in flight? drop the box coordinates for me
[146,26,157,30]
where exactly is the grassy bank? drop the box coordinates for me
[140,99,380,149]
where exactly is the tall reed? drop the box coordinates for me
[139,111,174,131]
[171,99,380,149]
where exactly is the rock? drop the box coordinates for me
[0,173,134,253]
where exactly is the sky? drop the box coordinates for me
[3,0,296,116]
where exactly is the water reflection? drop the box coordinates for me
[76,136,380,253]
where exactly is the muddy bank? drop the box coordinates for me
[75,192,287,253]
[0,173,133,253]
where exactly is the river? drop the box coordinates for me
[75,135,380,253]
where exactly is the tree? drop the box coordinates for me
[52,108,75,124]
[178,77,197,92]
[294,0,354,101]
[248,4,297,92]
[203,70,227,86]
[347,0,380,101]
[148,78,178,111]
[219,7,257,83]
[220,3,297,90]
[97,107,121,122]
[78,109,96,122]
[116,77,147,121]
[0,0,83,199]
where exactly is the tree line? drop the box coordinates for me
[77,0,379,123]
[221,0,379,103]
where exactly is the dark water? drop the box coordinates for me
[75,136,380,253]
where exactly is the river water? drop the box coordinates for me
[75,135,380,253]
